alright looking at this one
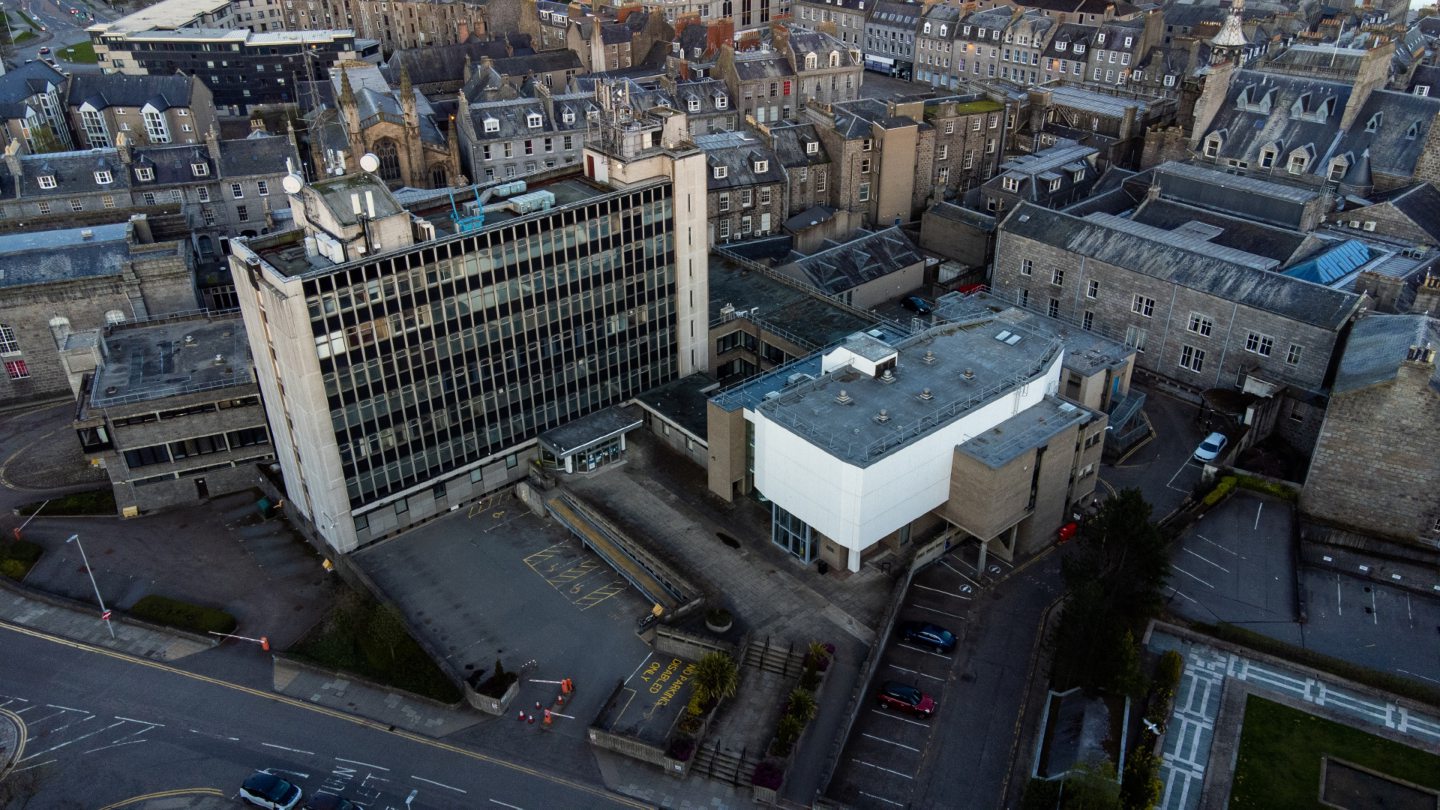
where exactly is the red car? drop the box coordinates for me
[877,681,936,718]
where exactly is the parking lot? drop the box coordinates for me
[355,492,656,742]
[829,544,1017,808]
[1168,492,1440,689]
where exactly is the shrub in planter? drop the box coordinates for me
[130,594,237,634]
[693,651,740,703]
[786,688,817,724]
[677,714,704,736]
[1155,650,1183,693]
[805,641,832,673]
[705,607,733,632]
[667,736,696,762]
[799,663,821,691]
[471,658,519,698]
[752,760,784,790]
[775,714,804,747]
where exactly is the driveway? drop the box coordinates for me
[1101,387,1209,518]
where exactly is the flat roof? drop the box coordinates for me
[89,312,255,408]
[0,222,133,290]
[539,405,643,456]
[751,319,1063,466]
[958,395,1091,469]
[933,292,1133,376]
[93,0,229,35]
[708,256,890,352]
[634,373,717,438]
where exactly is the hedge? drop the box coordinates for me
[1234,474,1299,502]
[17,488,117,516]
[1195,622,1440,708]
[130,594,237,635]
[1201,476,1236,508]
[0,540,42,580]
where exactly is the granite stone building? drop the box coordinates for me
[695,129,787,244]
[67,73,217,151]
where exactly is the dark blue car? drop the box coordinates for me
[897,620,956,653]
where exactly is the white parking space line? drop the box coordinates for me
[624,652,653,685]
[869,710,929,728]
[1254,502,1263,531]
[1196,534,1237,556]
[852,759,914,779]
[1171,566,1214,589]
[413,776,468,794]
[1398,669,1440,686]
[1408,594,1414,625]
[913,583,971,601]
[488,800,524,810]
[941,561,982,589]
[82,739,147,755]
[887,663,945,682]
[1184,548,1230,574]
[335,757,390,771]
[1167,459,1196,492]
[897,643,951,659]
[861,733,921,753]
[12,759,56,773]
[1371,588,1378,625]
[1337,576,1343,616]
[909,603,967,620]
[262,742,315,756]
[1168,587,1197,604]
[20,719,125,760]
[859,791,907,807]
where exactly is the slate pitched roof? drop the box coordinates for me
[1333,314,1440,394]
[0,61,64,119]
[18,148,130,197]
[218,134,299,178]
[67,73,197,112]
[130,142,212,186]
[466,92,593,142]
[1367,182,1440,245]
[1001,202,1361,330]
[383,38,513,87]
[1332,90,1440,181]
[0,222,134,289]
[780,226,922,295]
[1129,197,1318,266]
[693,130,786,190]
[767,123,830,168]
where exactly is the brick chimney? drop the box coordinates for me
[1412,274,1440,315]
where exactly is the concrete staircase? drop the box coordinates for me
[691,739,762,786]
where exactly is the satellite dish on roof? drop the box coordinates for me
[281,173,304,195]
[360,152,380,173]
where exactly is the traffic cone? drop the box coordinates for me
[260,637,270,652]
[518,710,526,722]
[536,701,542,710]
[557,694,564,706]
[543,709,553,726]
[527,714,535,724]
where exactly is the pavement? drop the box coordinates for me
[1101,386,1210,519]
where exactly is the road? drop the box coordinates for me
[4,0,112,72]
[0,621,644,810]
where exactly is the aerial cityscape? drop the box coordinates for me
[1,0,1439,807]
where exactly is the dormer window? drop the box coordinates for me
[963,25,970,35]
[688,97,700,112]
[1288,151,1309,175]
[805,52,817,69]
[939,25,947,36]
[1124,36,1132,48]
[1366,112,1381,132]
[94,170,112,185]
[923,22,931,34]
[192,162,209,177]
[135,167,154,181]
[562,109,576,124]
[1164,74,1175,87]
[1203,133,1222,158]
[829,51,840,67]
[714,165,728,179]
[1327,156,1348,182]
[483,117,499,133]
[1001,176,1019,192]
[1259,145,1277,169]
[37,174,56,189]
[1048,178,1061,192]
[1057,41,1067,51]
[977,27,986,37]
[1074,44,1085,54]
[1096,33,1105,45]
[806,140,819,155]
[754,159,768,173]
[527,113,543,128]
[715,95,728,109]
[1071,168,1084,183]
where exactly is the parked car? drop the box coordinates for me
[240,771,303,810]
[1192,432,1228,463]
[38,46,50,54]
[902,295,932,315]
[303,794,357,810]
[897,620,956,653]
[877,681,936,718]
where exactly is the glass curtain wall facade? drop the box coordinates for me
[306,182,680,510]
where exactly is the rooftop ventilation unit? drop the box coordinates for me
[879,369,896,384]
[872,409,891,423]
[918,388,934,400]
[835,389,853,404]
[922,350,937,364]
[962,368,975,380]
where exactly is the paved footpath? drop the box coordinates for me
[1147,623,1440,810]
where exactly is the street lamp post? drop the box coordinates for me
[67,533,115,639]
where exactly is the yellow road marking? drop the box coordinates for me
[0,621,649,809]
[577,583,628,611]
[98,787,225,809]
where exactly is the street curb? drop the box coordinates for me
[0,706,25,782]
[0,572,218,651]
[997,592,1065,810]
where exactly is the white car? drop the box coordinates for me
[1192,432,1228,464]
[240,771,303,810]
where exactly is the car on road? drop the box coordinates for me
[240,771,303,810]
[901,295,932,315]
[1192,432,1228,463]
[877,680,936,718]
[38,46,49,54]
[303,794,357,810]
[897,620,956,653]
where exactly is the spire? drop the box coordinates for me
[1340,147,1373,197]
[1210,0,1248,51]
[399,59,413,102]
[339,65,357,111]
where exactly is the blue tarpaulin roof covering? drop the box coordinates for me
[1284,239,1371,285]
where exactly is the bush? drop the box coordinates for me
[1155,651,1183,694]
[666,736,695,762]
[1120,748,1162,810]
[799,662,821,691]
[676,714,704,735]
[1201,476,1237,508]
[0,540,43,580]
[1235,474,1299,502]
[775,714,804,747]
[130,594,237,635]
[785,687,817,723]
[693,651,739,704]
[751,760,784,790]
[17,489,117,516]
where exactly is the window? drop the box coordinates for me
[739,188,753,207]
[713,166,728,179]
[94,170,113,185]
[143,109,170,143]
[1082,311,1094,331]
[1187,313,1213,336]
[860,158,871,174]
[1051,268,1064,286]
[1019,258,1033,277]
[1288,152,1308,175]
[102,194,115,209]
[1245,332,1274,356]
[257,180,269,196]
[237,205,249,222]
[37,202,50,214]
[760,187,771,205]
[70,199,82,212]
[197,186,211,203]
[816,170,827,192]
[741,215,752,235]
[38,175,56,190]
[858,181,871,202]
[862,138,873,152]
[527,113,542,128]
[136,167,154,181]
[1286,343,1303,366]
[715,95,728,109]
[0,324,18,355]
[192,162,209,177]
[483,117,499,133]
[1018,289,1029,307]
[718,219,730,239]
[1203,135,1220,158]
[718,193,730,212]
[1179,344,1205,372]
[806,140,819,155]
[1002,176,1019,192]
[1125,326,1147,353]
[1086,279,1099,299]
[4,360,27,380]
[231,183,244,199]
[1048,298,1060,318]
[1131,295,1155,317]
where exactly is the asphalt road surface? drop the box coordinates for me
[0,621,643,810]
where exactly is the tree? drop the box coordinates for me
[1063,760,1121,810]
[28,124,66,154]
[692,651,739,704]
[785,687,817,723]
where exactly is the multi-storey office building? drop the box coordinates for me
[230,107,707,553]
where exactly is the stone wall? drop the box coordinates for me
[1302,359,1440,544]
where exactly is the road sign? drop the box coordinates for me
[101,610,112,621]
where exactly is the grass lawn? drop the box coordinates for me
[0,540,43,580]
[289,587,461,704]
[17,487,115,516]
[13,30,34,44]
[1230,695,1440,808]
[60,39,97,63]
